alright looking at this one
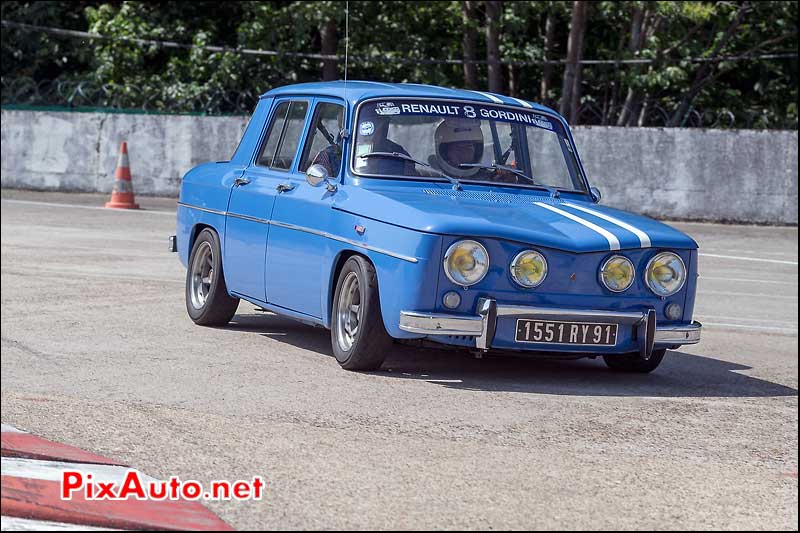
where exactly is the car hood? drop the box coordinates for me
[333,183,697,253]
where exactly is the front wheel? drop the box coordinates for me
[185,228,239,326]
[603,349,666,373]
[331,256,392,371]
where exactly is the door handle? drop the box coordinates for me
[234,177,251,187]
[276,183,296,193]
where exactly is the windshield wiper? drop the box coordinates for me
[458,162,560,198]
[358,151,462,190]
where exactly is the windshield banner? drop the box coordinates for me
[368,100,557,131]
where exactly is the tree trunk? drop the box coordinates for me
[320,19,338,81]
[461,1,479,89]
[539,7,556,102]
[508,64,519,97]
[616,5,646,126]
[559,1,588,120]
[486,1,503,93]
[569,60,585,124]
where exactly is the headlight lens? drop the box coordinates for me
[646,252,686,297]
[443,240,489,287]
[600,255,635,292]
[510,250,548,288]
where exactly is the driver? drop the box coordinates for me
[432,118,484,178]
[432,118,518,184]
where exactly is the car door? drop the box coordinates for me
[224,98,310,302]
[265,98,345,318]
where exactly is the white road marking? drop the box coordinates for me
[1,199,175,216]
[701,248,798,259]
[1,516,119,531]
[564,202,651,247]
[695,314,799,326]
[535,202,621,250]
[3,268,183,285]
[698,290,798,300]
[1,457,158,485]
[1,423,26,433]
[701,276,798,285]
[701,322,798,334]
[699,253,798,266]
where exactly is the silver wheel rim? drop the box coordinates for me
[336,271,362,352]
[190,241,214,310]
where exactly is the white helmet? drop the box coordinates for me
[434,118,484,177]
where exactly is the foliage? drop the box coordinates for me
[1,0,797,128]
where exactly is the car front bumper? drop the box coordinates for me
[399,298,701,358]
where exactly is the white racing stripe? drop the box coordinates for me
[470,90,504,104]
[564,202,651,248]
[1,457,158,485]
[534,202,621,250]
[508,96,533,108]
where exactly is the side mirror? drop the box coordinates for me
[590,186,602,203]
[306,164,337,193]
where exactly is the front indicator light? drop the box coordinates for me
[510,250,548,288]
[444,240,489,287]
[443,291,461,309]
[646,252,687,297]
[600,255,635,292]
[665,303,682,320]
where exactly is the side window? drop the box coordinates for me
[256,102,289,167]
[273,101,309,170]
[256,100,309,170]
[299,103,345,175]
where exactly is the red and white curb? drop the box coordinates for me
[1,424,232,531]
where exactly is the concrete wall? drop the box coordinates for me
[1,110,248,197]
[573,126,798,225]
[1,109,797,224]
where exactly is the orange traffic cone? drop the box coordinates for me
[105,141,139,209]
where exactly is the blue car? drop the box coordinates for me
[172,81,701,373]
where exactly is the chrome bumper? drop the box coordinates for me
[653,322,702,344]
[399,298,701,356]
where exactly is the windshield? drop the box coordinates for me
[351,98,586,192]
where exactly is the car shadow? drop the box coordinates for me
[223,312,798,399]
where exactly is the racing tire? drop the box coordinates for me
[603,349,666,373]
[331,256,392,371]
[185,228,239,326]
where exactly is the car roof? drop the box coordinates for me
[261,81,562,118]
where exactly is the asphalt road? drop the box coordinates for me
[1,190,797,530]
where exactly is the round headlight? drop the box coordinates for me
[646,252,686,297]
[600,255,635,292]
[443,240,489,287]
[510,250,548,288]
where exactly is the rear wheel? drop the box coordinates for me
[603,349,666,373]
[331,256,392,371]
[185,228,239,326]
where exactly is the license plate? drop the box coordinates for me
[515,319,618,346]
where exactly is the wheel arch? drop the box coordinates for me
[326,249,370,329]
